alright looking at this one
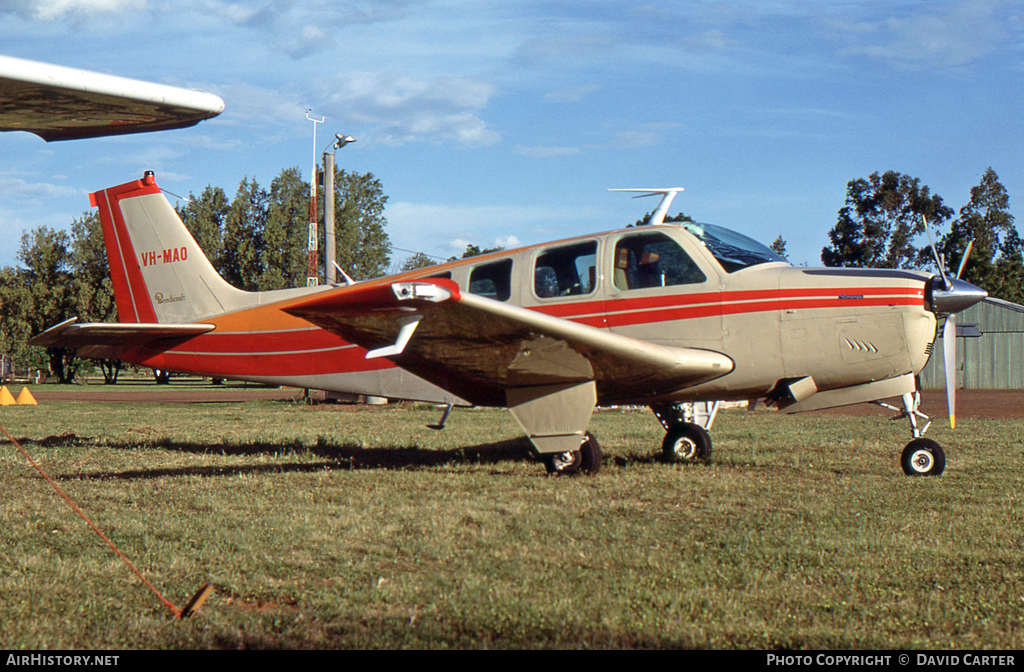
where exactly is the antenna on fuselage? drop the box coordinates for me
[608,188,684,226]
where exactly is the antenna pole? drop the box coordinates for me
[305,110,325,287]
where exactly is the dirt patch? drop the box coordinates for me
[31,387,304,404]
[810,389,1024,419]
[25,386,1024,419]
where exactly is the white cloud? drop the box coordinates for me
[187,0,418,58]
[386,200,604,259]
[0,0,143,20]
[313,72,501,147]
[0,171,81,201]
[836,0,1012,70]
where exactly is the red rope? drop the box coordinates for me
[0,422,183,619]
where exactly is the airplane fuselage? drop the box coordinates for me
[119,220,936,408]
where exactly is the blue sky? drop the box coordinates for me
[1,0,1022,270]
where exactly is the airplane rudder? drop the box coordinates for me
[92,181,158,323]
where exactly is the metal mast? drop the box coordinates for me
[305,110,324,287]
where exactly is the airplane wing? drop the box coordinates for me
[0,55,224,141]
[30,318,214,359]
[283,278,734,407]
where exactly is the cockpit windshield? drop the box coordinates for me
[681,222,786,273]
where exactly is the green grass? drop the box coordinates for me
[2,399,1023,649]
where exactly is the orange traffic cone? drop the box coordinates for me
[15,388,37,405]
[0,386,16,406]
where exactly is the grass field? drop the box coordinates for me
[2,395,1023,649]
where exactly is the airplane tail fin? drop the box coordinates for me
[91,171,255,324]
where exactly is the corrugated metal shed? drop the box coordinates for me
[920,297,1024,389]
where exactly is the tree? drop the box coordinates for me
[68,213,116,324]
[68,212,120,383]
[177,185,229,264]
[261,167,311,289]
[938,168,1024,303]
[821,171,953,269]
[633,211,693,227]
[15,227,79,382]
[400,252,439,272]
[770,236,789,261]
[0,265,35,369]
[329,169,391,280]
[447,243,504,261]
[222,177,268,290]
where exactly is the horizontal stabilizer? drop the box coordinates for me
[30,318,214,352]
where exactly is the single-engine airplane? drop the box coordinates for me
[31,174,987,478]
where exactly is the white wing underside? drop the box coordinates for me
[0,55,224,141]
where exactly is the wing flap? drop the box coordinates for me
[284,279,733,406]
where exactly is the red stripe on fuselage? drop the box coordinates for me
[533,286,924,328]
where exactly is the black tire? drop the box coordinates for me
[662,423,712,463]
[901,438,946,477]
[543,432,602,476]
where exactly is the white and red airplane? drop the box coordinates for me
[31,173,986,478]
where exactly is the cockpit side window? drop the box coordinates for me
[468,259,513,301]
[613,231,706,291]
[534,241,598,298]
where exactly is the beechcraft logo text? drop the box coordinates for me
[141,247,188,267]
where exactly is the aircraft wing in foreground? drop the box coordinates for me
[285,278,734,457]
[0,55,224,141]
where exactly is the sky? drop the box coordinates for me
[1,0,1023,270]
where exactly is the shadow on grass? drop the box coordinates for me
[13,433,538,481]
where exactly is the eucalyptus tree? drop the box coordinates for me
[822,171,952,269]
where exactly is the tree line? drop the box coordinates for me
[0,166,391,383]
[820,167,1023,302]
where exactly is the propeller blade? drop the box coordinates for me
[923,214,950,289]
[943,314,957,429]
[956,239,974,280]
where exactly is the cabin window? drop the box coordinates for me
[534,241,598,298]
[613,232,706,291]
[468,259,512,301]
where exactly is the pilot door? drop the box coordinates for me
[602,229,723,353]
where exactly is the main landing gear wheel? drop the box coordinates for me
[543,432,602,476]
[662,423,712,463]
[901,438,946,477]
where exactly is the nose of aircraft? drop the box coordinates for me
[931,276,988,315]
